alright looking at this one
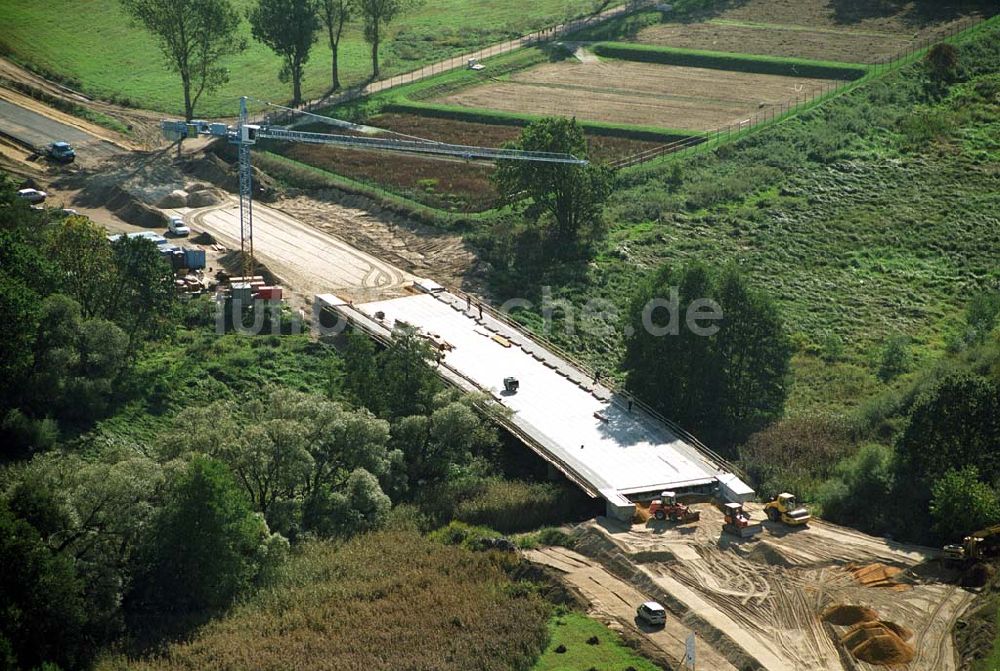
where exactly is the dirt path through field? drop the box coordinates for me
[526,546,738,671]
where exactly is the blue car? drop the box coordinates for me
[47,141,76,163]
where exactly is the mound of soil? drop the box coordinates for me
[187,189,223,207]
[881,620,913,642]
[822,604,878,626]
[157,189,188,208]
[843,624,915,665]
[747,541,793,568]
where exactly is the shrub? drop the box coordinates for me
[739,416,853,500]
[590,42,868,80]
[453,480,592,533]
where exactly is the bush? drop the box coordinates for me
[817,443,895,535]
[878,336,911,382]
[739,416,853,500]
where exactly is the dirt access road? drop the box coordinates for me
[527,545,738,670]
[168,198,414,302]
[544,504,975,671]
[0,89,125,166]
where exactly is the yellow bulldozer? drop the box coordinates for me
[944,524,1000,563]
[763,493,811,526]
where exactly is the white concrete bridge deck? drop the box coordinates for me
[317,286,752,519]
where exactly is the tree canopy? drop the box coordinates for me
[129,456,279,613]
[622,263,791,448]
[492,117,614,245]
[355,0,419,77]
[249,0,321,104]
[119,0,246,119]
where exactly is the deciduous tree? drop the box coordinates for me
[622,264,791,448]
[493,117,614,243]
[249,0,321,105]
[930,466,999,541]
[356,0,419,78]
[119,0,246,120]
[129,456,272,613]
[320,0,353,90]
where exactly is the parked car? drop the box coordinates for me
[17,188,47,204]
[47,141,76,163]
[636,601,666,626]
[168,216,190,236]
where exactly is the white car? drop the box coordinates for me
[168,216,190,236]
[636,601,666,626]
[17,188,47,204]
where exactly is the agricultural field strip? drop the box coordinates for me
[707,18,904,39]
[437,61,837,130]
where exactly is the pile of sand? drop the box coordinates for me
[841,621,915,665]
[848,562,909,590]
[822,604,878,626]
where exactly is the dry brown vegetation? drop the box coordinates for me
[633,0,987,63]
[437,60,836,130]
[271,113,661,211]
[106,532,550,671]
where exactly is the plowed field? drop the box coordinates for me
[436,60,838,130]
[633,0,988,63]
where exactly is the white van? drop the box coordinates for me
[168,216,190,236]
[636,601,666,626]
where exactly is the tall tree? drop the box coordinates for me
[249,0,321,105]
[622,264,791,448]
[492,117,614,242]
[714,267,792,443]
[356,0,417,78]
[320,0,353,90]
[119,0,246,120]
[129,457,272,613]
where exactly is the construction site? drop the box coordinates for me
[1,0,998,669]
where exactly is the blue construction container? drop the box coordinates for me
[183,247,206,270]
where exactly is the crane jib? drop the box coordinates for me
[257,127,587,164]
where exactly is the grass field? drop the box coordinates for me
[484,19,1000,417]
[0,0,608,116]
[435,58,841,130]
[267,113,663,212]
[532,611,661,671]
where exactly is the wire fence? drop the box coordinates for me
[609,13,985,169]
[254,0,656,126]
[255,11,987,169]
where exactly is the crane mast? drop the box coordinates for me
[162,97,586,276]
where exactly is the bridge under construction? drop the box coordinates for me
[317,283,753,520]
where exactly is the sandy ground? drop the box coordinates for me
[438,60,838,130]
[526,545,738,670]
[168,197,414,303]
[277,193,480,292]
[541,503,976,671]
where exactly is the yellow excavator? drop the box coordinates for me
[763,493,811,526]
[944,524,1000,563]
